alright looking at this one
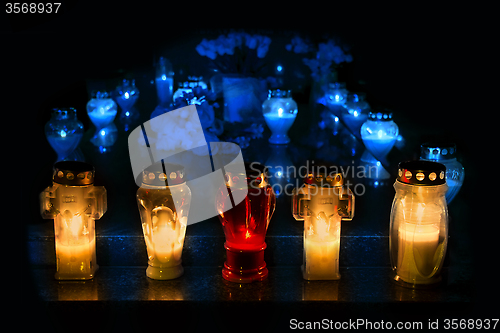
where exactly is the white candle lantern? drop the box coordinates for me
[87,90,118,148]
[136,162,191,280]
[360,110,399,179]
[263,89,298,144]
[390,160,448,288]
[420,142,464,204]
[292,172,355,280]
[40,161,107,280]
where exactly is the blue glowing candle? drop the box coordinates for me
[87,91,118,148]
[45,108,84,161]
[262,89,298,144]
[360,110,399,179]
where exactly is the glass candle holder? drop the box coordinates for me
[420,142,464,204]
[292,172,355,280]
[136,162,191,280]
[325,82,348,116]
[40,161,107,280]
[86,90,118,147]
[45,108,84,161]
[342,93,369,136]
[216,163,276,283]
[156,56,174,108]
[360,110,399,179]
[390,161,448,288]
[263,89,298,144]
[115,79,140,123]
[326,82,348,105]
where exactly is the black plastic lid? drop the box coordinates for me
[397,160,446,185]
[53,161,95,186]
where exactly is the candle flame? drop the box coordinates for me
[245,230,251,239]
[60,129,67,138]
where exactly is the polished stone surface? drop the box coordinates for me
[32,265,473,303]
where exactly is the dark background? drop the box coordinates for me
[11,1,493,331]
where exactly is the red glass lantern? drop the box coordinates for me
[216,163,276,283]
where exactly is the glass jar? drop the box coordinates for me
[136,162,191,280]
[390,160,448,288]
[262,89,298,144]
[420,142,464,204]
[40,161,107,280]
[45,108,84,161]
[86,90,118,147]
[216,162,276,283]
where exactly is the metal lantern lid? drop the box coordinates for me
[268,89,292,98]
[397,160,446,186]
[140,162,185,187]
[420,142,457,161]
[368,108,393,121]
[303,170,344,187]
[53,161,95,186]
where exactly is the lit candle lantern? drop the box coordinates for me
[325,82,348,117]
[262,89,298,144]
[45,108,84,161]
[390,161,448,288]
[360,110,399,179]
[40,161,107,280]
[86,90,118,148]
[326,82,348,105]
[420,142,464,204]
[115,79,140,123]
[216,163,276,283]
[155,56,174,108]
[342,93,369,135]
[136,162,191,280]
[292,172,355,280]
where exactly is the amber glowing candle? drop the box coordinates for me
[136,162,191,280]
[293,172,354,280]
[40,161,107,280]
[390,161,448,287]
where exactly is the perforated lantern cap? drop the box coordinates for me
[53,161,95,186]
[140,162,185,186]
[397,160,446,186]
[368,108,393,121]
[420,142,457,161]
